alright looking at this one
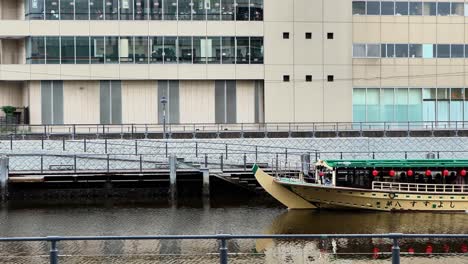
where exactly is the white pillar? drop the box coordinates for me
[169,155,177,201]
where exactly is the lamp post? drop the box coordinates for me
[160,96,168,139]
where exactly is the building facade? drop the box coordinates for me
[1,0,467,125]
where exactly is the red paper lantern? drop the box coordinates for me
[443,169,449,177]
[460,169,467,177]
[407,170,414,177]
[425,170,432,177]
[389,170,395,177]
[319,171,325,177]
[372,170,379,177]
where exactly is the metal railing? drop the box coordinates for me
[372,181,467,193]
[3,121,468,138]
[0,233,466,264]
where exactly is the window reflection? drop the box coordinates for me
[75,0,89,20]
[105,0,119,20]
[120,0,134,20]
[164,37,177,63]
[149,0,163,20]
[236,0,249,21]
[207,0,221,20]
[164,0,177,20]
[60,0,74,20]
[61,37,75,63]
[221,0,235,20]
[45,0,59,20]
[134,0,147,20]
[46,37,60,64]
[90,0,105,20]
[150,37,164,62]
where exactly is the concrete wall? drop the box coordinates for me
[0,81,24,117]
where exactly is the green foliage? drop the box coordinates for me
[1,106,16,116]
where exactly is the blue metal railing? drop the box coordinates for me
[0,233,467,264]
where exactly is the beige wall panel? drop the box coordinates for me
[0,0,20,19]
[323,65,352,122]
[89,65,120,80]
[179,80,215,123]
[149,65,178,79]
[408,66,437,87]
[294,65,323,86]
[30,65,61,80]
[324,23,352,65]
[121,81,157,124]
[206,65,236,79]
[408,23,436,44]
[63,81,100,124]
[89,21,119,36]
[0,65,30,80]
[352,64,381,87]
[1,39,21,64]
[353,23,380,43]
[206,22,235,35]
[60,21,90,36]
[21,81,28,107]
[380,16,409,24]
[381,23,409,43]
[437,24,464,44]
[120,21,149,35]
[0,81,23,109]
[149,22,178,35]
[28,81,41,124]
[264,22,294,65]
[437,65,464,87]
[294,83,324,122]
[264,65,293,82]
[178,65,207,79]
[0,21,28,36]
[324,0,352,22]
[235,65,264,80]
[294,23,322,65]
[61,65,91,80]
[178,22,206,36]
[120,65,150,80]
[264,83,294,122]
[294,0,322,22]
[264,0,293,22]
[236,80,255,123]
[381,65,409,87]
[235,22,264,36]
[30,21,60,35]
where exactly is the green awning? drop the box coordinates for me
[320,159,468,169]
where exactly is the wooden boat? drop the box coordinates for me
[253,159,468,212]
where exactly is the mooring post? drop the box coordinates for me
[219,236,228,264]
[390,233,401,264]
[201,167,210,197]
[48,238,59,264]
[169,155,177,202]
[0,156,9,202]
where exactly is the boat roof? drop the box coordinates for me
[318,159,468,169]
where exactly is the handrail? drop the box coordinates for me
[372,181,467,193]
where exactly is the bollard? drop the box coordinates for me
[205,154,208,168]
[105,138,108,154]
[391,237,400,264]
[220,155,224,171]
[243,154,246,171]
[49,239,59,264]
[0,156,9,202]
[225,144,228,159]
[219,238,228,264]
[135,140,138,155]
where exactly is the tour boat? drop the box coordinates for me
[253,160,468,212]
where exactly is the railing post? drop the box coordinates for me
[62,137,65,151]
[195,142,198,157]
[139,155,143,172]
[42,136,44,150]
[41,155,43,174]
[74,155,77,173]
[9,135,12,150]
[72,124,76,140]
[219,237,228,264]
[404,151,407,160]
[390,234,401,264]
[135,140,138,155]
[285,148,288,164]
[165,142,168,157]
[49,239,59,264]
[84,138,87,152]
[243,153,246,171]
[105,138,108,154]
[225,144,228,160]
[372,152,375,160]
[255,146,258,162]
[107,154,110,173]
[220,155,224,171]
[205,154,208,168]
[315,151,318,162]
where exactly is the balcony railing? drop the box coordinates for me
[372,181,467,193]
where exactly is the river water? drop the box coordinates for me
[0,198,467,263]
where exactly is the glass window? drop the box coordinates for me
[134,0,147,20]
[423,88,436,122]
[120,0,134,20]
[437,88,449,100]
[250,37,263,64]
[60,0,75,20]
[352,1,366,15]
[381,2,394,16]
[164,37,177,63]
[366,1,380,15]
[236,37,249,64]
[451,44,464,58]
[395,88,408,121]
[408,88,423,121]
[75,0,90,20]
[61,37,75,64]
[76,36,90,64]
[149,0,163,20]
[207,0,221,20]
[221,37,235,64]
[423,2,436,16]
[251,0,263,21]
[221,0,235,20]
[193,37,206,64]
[465,3,468,16]
[451,3,464,16]
[163,0,177,20]
[352,88,366,122]
[45,0,59,20]
[178,0,192,20]
[395,2,409,15]
[367,44,380,57]
[28,0,45,19]
[90,0,105,20]
[423,44,434,58]
[150,37,164,63]
[395,44,408,58]
[105,0,119,20]
[206,37,221,64]
[409,44,422,58]
[119,37,134,63]
[100,81,122,124]
[134,37,149,63]
[450,101,463,121]
[366,88,380,122]
[437,2,450,16]
[353,44,366,57]
[381,44,386,57]
[236,0,249,20]
[465,45,468,58]
[30,37,46,64]
[105,36,119,63]
[91,36,105,63]
[192,0,206,20]
[46,37,60,64]
[451,88,463,100]
[178,37,193,63]
[386,44,395,58]
[409,2,422,15]
[437,44,450,58]
[381,88,394,122]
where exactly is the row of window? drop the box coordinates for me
[353,43,468,58]
[353,87,468,123]
[353,1,468,16]
[26,0,263,21]
[28,36,263,64]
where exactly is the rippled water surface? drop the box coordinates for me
[0,198,467,263]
